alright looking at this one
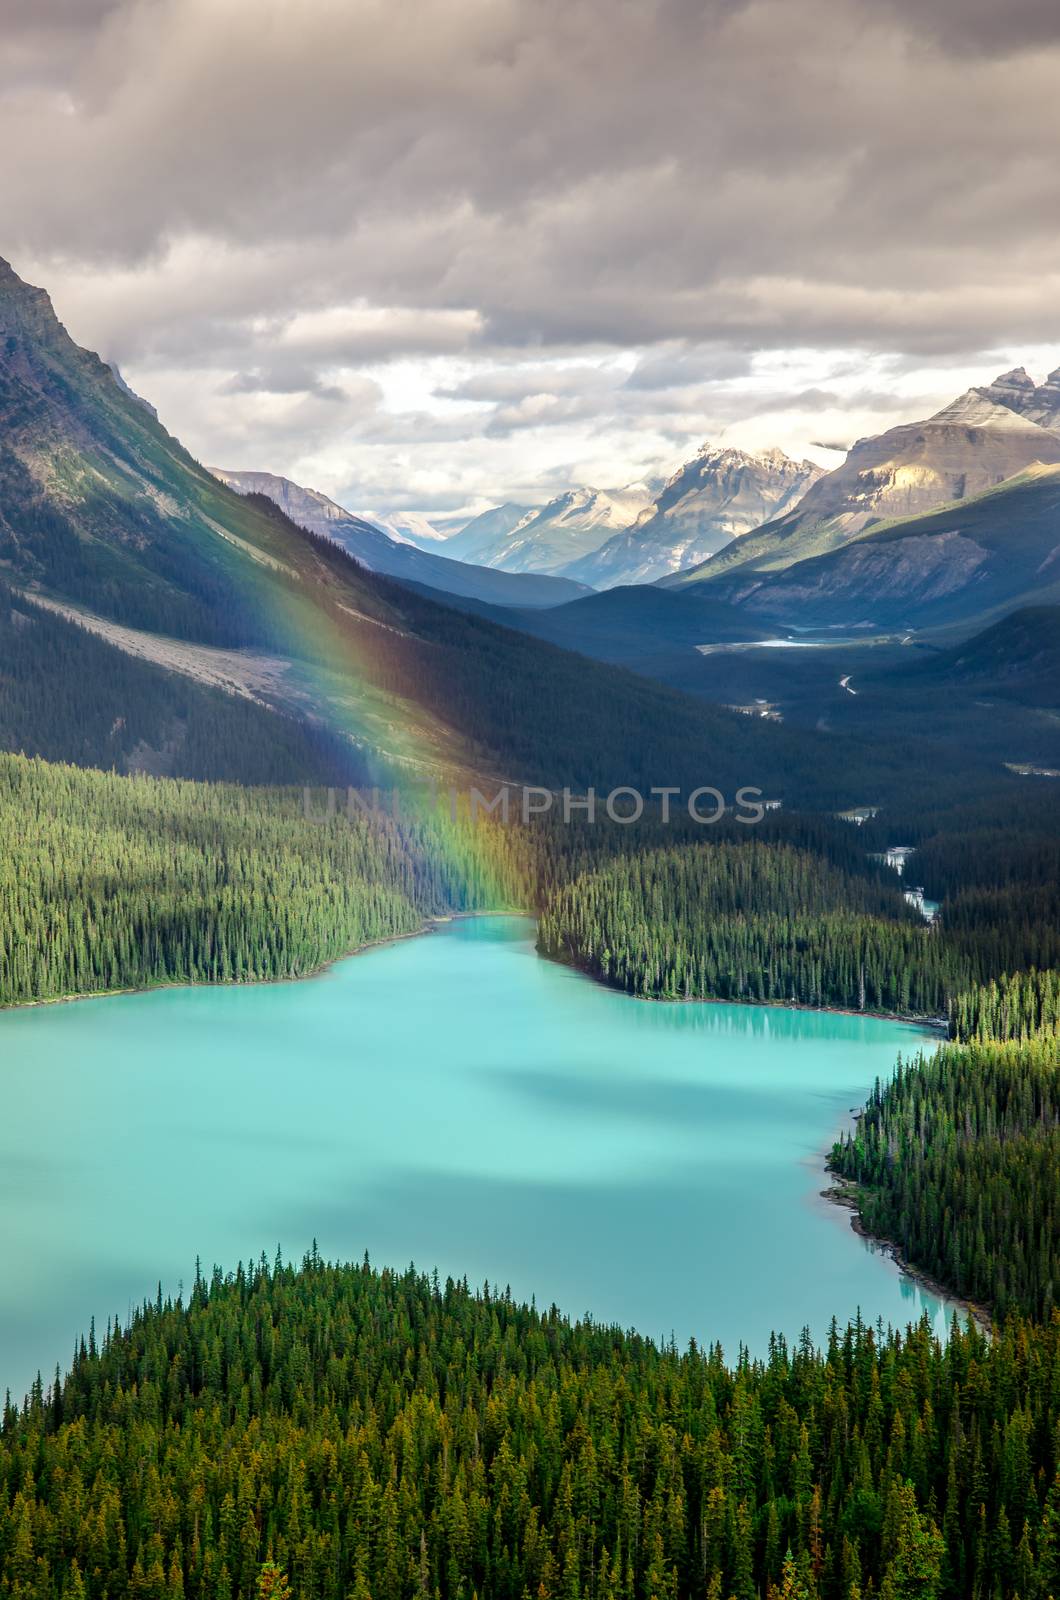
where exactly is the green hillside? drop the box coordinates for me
[670,466,1060,630]
[899,605,1060,705]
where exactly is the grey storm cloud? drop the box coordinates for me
[218,368,356,403]
[877,0,1060,54]
[4,0,1060,509]
[5,0,1060,355]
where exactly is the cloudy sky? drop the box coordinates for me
[5,0,1060,524]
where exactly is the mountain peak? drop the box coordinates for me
[0,256,64,336]
[958,366,1060,434]
[560,442,822,587]
[987,365,1036,392]
[928,388,1041,429]
[687,442,821,479]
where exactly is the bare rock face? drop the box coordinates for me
[977,366,1060,433]
[561,446,823,587]
[732,530,993,615]
[793,392,1060,536]
[672,371,1060,593]
[976,366,1040,414]
[688,458,1060,630]
[1026,370,1060,431]
[212,469,366,532]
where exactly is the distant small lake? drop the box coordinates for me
[0,916,956,1402]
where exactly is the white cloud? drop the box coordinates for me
[6,0,1060,513]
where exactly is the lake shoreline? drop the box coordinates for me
[541,947,950,1032]
[4,913,950,1033]
[0,907,531,1013]
[820,1174,993,1337]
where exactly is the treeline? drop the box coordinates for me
[9,1252,1060,1600]
[1,752,970,1014]
[0,755,533,1007]
[937,880,1060,984]
[831,1032,1060,1319]
[950,967,1060,1042]
[537,842,962,1015]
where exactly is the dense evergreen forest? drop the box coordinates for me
[3,749,982,1015]
[0,587,370,786]
[858,791,1060,984]
[6,749,1054,1028]
[950,969,1060,1042]
[830,1030,1060,1320]
[0,755,532,1007]
[7,1252,1060,1600]
[536,843,962,1016]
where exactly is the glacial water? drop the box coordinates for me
[0,915,957,1403]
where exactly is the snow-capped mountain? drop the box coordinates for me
[441,484,658,575]
[441,503,540,565]
[562,446,823,588]
[667,369,1060,589]
[368,510,449,549]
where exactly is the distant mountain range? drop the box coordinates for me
[212,469,591,608]
[436,452,823,587]
[441,483,658,574]
[440,503,535,563]
[299,364,1060,605]
[669,368,1060,591]
[0,254,826,803]
[562,446,824,587]
[3,246,1055,808]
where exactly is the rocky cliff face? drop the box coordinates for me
[784,390,1060,535]
[977,366,1060,431]
[212,469,381,537]
[563,446,823,587]
[671,370,1060,589]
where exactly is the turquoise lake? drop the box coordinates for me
[0,915,956,1403]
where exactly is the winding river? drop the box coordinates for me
[0,915,956,1402]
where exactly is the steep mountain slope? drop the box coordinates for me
[0,256,859,803]
[440,502,538,563]
[437,483,657,574]
[704,463,1060,628]
[213,469,590,607]
[897,606,1060,707]
[668,376,1060,590]
[0,579,365,783]
[563,446,823,587]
